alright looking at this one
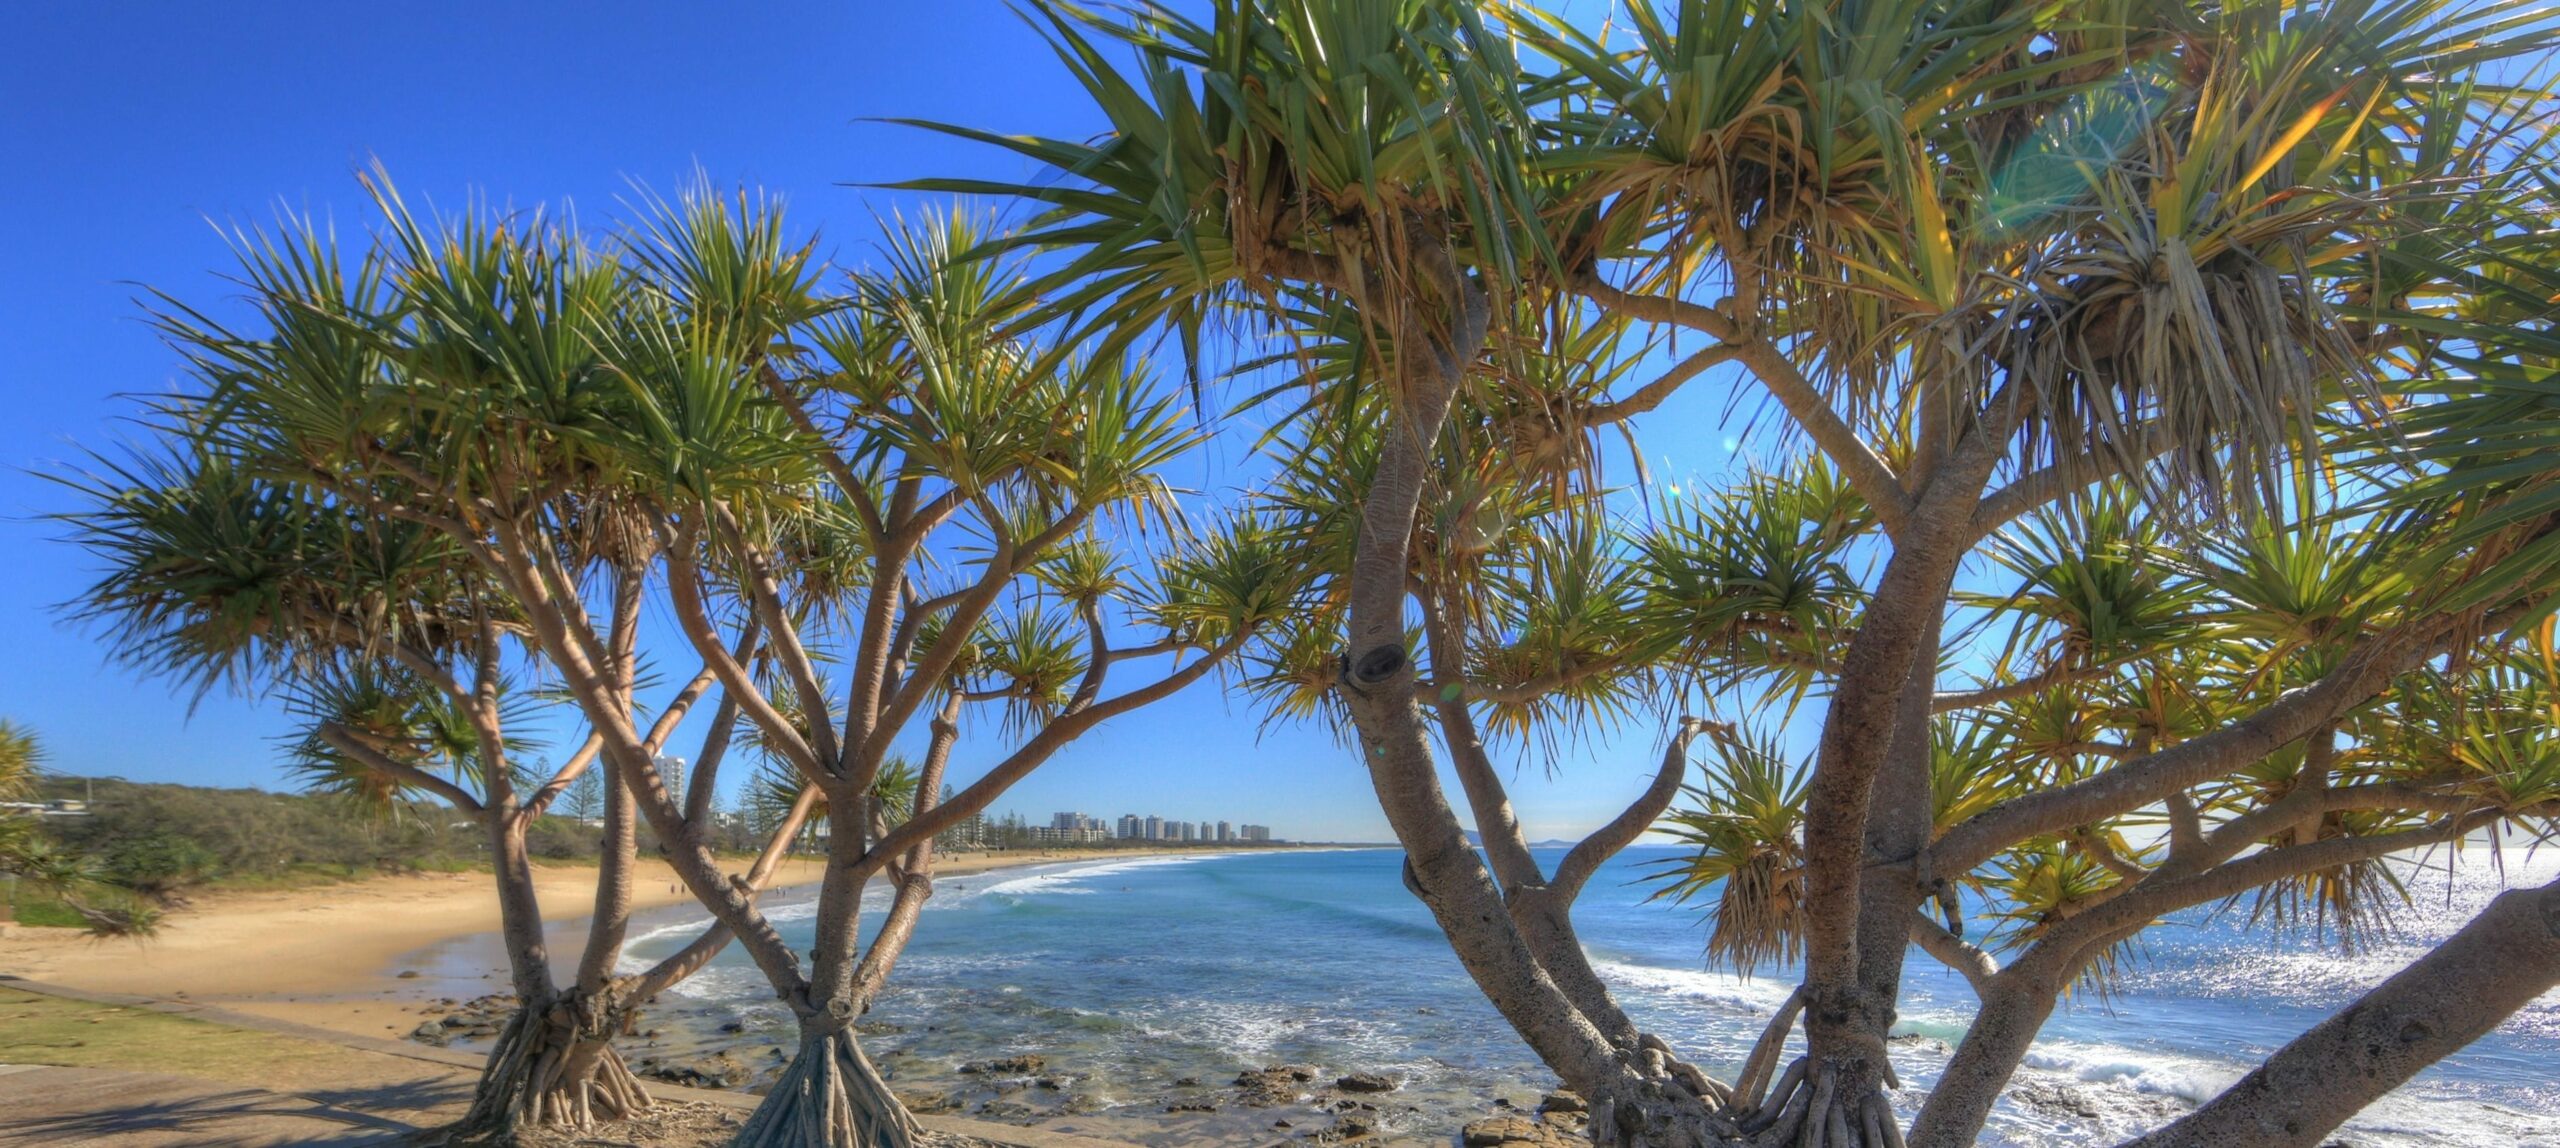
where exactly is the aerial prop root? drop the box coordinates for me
[434,994,650,1143]
[733,1026,921,1148]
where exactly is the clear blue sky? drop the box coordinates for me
[0,1,1751,843]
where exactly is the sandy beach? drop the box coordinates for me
[0,848,1229,1043]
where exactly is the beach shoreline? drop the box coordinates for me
[0,845,1290,1044]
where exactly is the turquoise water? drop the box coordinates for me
[619,845,2560,1146]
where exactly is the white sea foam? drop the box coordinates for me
[1116,996,1435,1080]
[893,952,1035,976]
[658,964,772,1001]
[954,853,1222,903]
[1587,951,2549,1146]
[2020,1042,2241,1105]
[621,913,719,949]
[614,846,2560,1147]
[1590,958,1801,1017]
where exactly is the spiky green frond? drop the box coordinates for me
[1649,725,1806,975]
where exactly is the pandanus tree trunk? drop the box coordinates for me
[729,825,922,1148]
[1740,598,1952,1145]
[727,697,961,1148]
[1328,272,1745,1147]
[459,987,654,1136]
[1359,352,2000,1146]
[446,769,653,1141]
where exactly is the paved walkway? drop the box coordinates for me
[0,977,1132,1148]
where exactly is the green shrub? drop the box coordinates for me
[15,777,608,890]
[34,776,490,883]
[524,815,598,861]
[97,833,220,899]
[11,896,88,929]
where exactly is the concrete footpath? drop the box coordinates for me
[0,976,1132,1148]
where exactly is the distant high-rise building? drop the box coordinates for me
[1217,821,1233,843]
[1118,814,1142,839]
[652,754,689,806]
[1143,815,1163,841]
[953,811,985,848]
[1240,824,1273,843]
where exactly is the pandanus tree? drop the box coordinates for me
[121,174,1290,1147]
[611,206,1293,1148]
[1649,472,2560,1145]
[910,0,2560,1143]
[0,721,127,933]
[52,438,816,1140]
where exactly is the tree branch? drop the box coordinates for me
[1932,660,2114,714]
[1587,344,1743,426]
[1551,718,1707,905]
[1573,275,1912,536]
[2118,873,2560,1148]
[316,723,485,814]
[1934,617,2468,873]
[2065,815,2494,943]
[1420,584,1544,894]
[711,504,843,769]
[1970,419,2179,541]
[520,732,605,819]
[853,631,1248,876]
[860,502,1092,788]
[1910,912,2000,998]
[662,526,823,780]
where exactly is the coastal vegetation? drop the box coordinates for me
[28,0,2560,1144]
[54,407,833,1138]
[32,775,494,886]
[57,175,1294,1145]
[906,1,2560,1146]
[0,722,161,934]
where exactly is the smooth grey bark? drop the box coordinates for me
[1336,276,1625,1094]
[852,693,963,1006]
[575,753,638,994]
[2117,874,2560,1148]
[449,576,717,1142]
[1423,587,1661,1056]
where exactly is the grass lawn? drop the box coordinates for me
[0,986,464,1096]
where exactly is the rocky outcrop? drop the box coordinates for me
[405,993,516,1046]
[1461,1113,1584,1147]
[1233,1063,1322,1107]
[1335,1072,1399,1093]
[957,1054,1046,1075]
[631,1049,756,1090]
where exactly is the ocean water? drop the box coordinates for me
[615,845,2560,1146]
